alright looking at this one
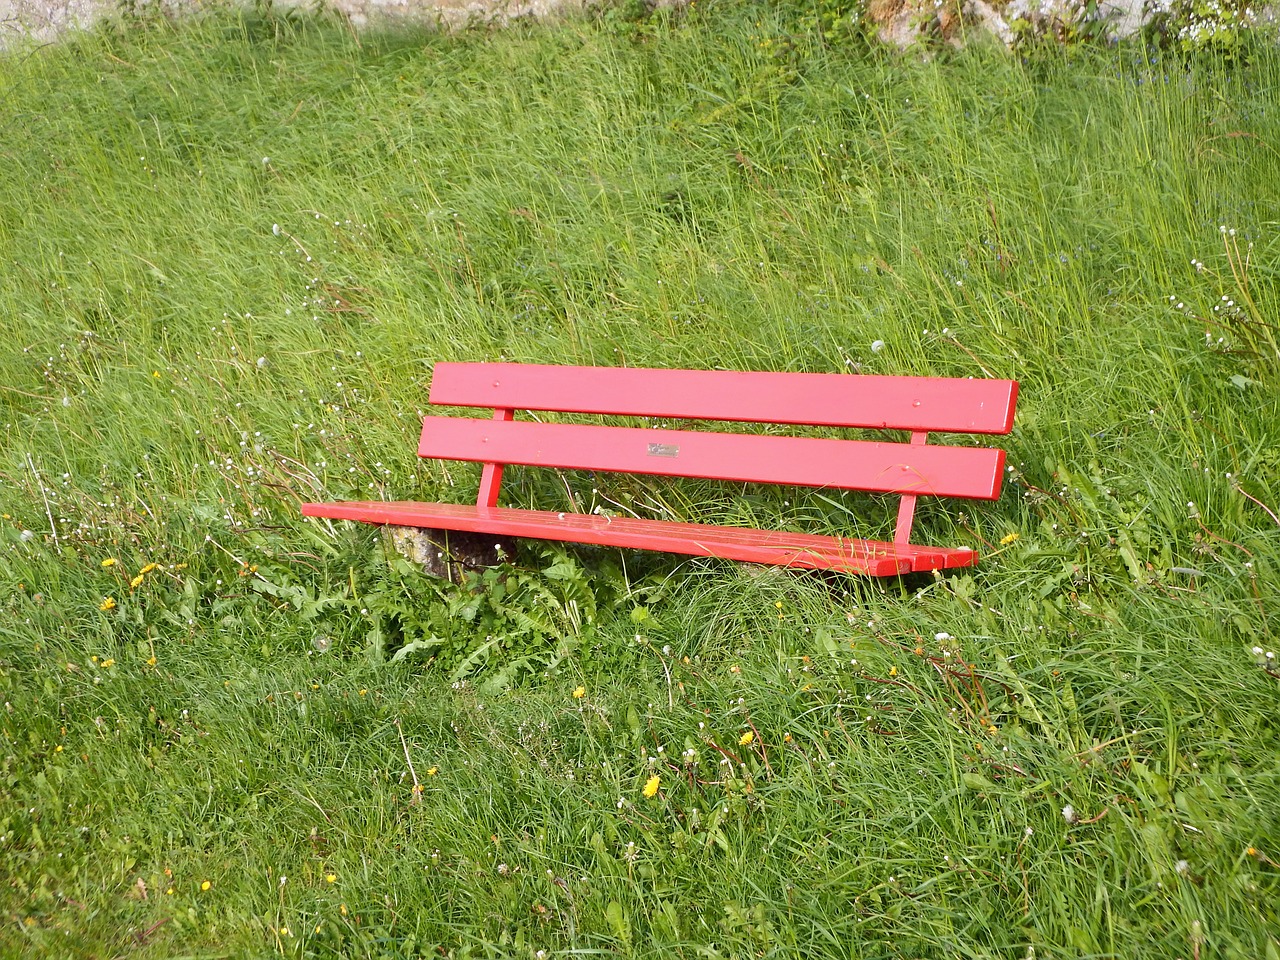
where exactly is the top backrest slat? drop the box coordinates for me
[430,362,1017,434]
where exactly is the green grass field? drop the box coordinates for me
[1,5,1279,956]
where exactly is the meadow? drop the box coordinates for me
[1,5,1278,956]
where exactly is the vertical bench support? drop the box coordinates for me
[893,432,929,546]
[476,408,513,508]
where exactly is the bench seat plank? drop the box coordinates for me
[419,416,1007,499]
[300,500,978,575]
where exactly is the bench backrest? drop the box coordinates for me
[421,362,1018,545]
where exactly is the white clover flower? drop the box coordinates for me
[1062,804,1076,824]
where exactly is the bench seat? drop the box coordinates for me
[301,501,976,576]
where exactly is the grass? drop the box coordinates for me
[1,5,1279,956]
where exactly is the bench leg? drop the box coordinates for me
[385,526,518,583]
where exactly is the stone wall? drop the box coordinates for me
[0,0,586,47]
[0,0,1271,54]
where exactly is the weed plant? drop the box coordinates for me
[0,6,1278,957]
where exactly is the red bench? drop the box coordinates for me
[301,362,1018,577]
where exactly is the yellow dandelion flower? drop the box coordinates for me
[889,666,898,677]
[325,873,337,883]
[55,744,63,753]
[139,562,159,575]
[427,766,438,776]
[642,775,661,798]
[339,903,348,917]
[279,927,291,937]
[1000,532,1020,546]
[101,558,118,568]
[99,597,117,611]
[572,685,586,699]
[100,658,115,668]
[738,730,754,746]
[146,655,157,666]
[200,880,211,891]
[129,574,145,590]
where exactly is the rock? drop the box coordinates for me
[386,524,516,582]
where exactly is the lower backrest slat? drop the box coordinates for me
[418,416,1006,500]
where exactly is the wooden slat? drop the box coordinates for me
[417,416,1006,500]
[300,501,981,575]
[430,363,1018,434]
